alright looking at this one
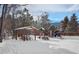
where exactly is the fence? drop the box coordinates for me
[61,32,79,36]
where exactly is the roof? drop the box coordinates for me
[14,26,39,30]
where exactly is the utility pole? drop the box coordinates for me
[0,4,8,42]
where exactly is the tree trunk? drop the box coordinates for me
[0,4,8,42]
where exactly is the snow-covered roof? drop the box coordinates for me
[15,26,32,30]
[15,26,39,30]
[32,26,39,30]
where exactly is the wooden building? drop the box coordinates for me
[14,26,39,37]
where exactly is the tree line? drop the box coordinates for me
[60,13,78,32]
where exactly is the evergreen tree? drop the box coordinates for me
[60,16,69,32]
[15,8,33,27]
[68,13,78,32]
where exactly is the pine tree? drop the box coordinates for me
[60,16,69,32]
[68,13,78,32]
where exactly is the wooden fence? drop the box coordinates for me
[61,32,79,36]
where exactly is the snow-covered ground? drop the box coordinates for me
[0,35,79,54]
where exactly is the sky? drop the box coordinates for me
[0,4,79,23]
[25,4,79,23]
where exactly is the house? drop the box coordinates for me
[14,26,39,37]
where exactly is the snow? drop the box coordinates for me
[15,26,32,30]
[0,35,79,54]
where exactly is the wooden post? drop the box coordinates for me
[50,30,52,37]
